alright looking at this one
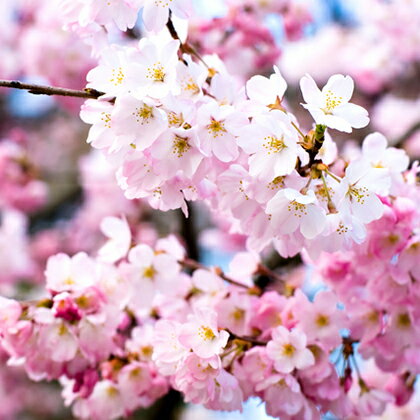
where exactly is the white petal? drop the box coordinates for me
[300,205,326,239]
[323,74,354,103]
[334,102,369,129]
[300,74,324,107]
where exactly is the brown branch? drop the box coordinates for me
[180,257,286,292]
[180,258,251,290]
[0,80,105,100]
[394,120,420,149]
[166,18,209,69]
[226,330,267,346]
[256,263,285,286]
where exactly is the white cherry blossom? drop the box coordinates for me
[361,132,409,193]
[45,252,97,293]
[139,0,192,33]
[61,0,143,31]
[80,100,120,151]
[237,110,299,180]
[176,55,207,100]
[333,160,391,224]
[112,94,168,151]
[300,74,369,132]
[133,37,180,99]
[97,216,131,263]
[197,101,248,162]
[178,307,229,358]
[150,127,203,179]
[266,188,326,240]
[246,65,287,107]
[86,45,140,97]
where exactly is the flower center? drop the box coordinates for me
[282,343,296,357]
[172,135,191,158]
[263,135,286,154]
[207,118,227,138]
[154,0,173,7]
[58,324,68,336]
[336,222,349,235]
[133,104,154,124]
[147,62,166,82]
[323,90,343,114]
[347,185,369,204]
[168,112,184,127]
[397,313,411,329]
[143,265,156,279]
[182,77,200,95]
[316,314,330,327]
[287,200,308,218]
[232,307,245,321]
[101,112,111,129]
[110,67,125,86]
[198,326,216,341]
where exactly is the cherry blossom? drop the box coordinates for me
[266,188,326,240]
[178,307,229,358]
[138,0,192,33]
[238,110,300,179]
[300,74,369,132]
[266,326,315,374]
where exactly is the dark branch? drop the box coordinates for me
[0,80,105,100]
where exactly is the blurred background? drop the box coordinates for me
[0,0,419,418]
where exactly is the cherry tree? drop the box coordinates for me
[0,0,419,419]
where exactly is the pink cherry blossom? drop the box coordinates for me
[178,307,229,359]
[266,326,315,374]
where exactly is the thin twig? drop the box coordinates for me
[0,80,105,100]
[180,258,251,290]
[166,18,209,69]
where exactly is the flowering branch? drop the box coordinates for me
[0,80,105,99]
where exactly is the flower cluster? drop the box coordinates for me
[1,217,414,419]
[81,31,408,262]
[1,0,420,419]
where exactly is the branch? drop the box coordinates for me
[393,120,420,149]
[180,258,252,290]
[166,18,209,69]
[180,257,285,292]
[178,203,200,261]
[0,80,105,100]
[227,330,267,346]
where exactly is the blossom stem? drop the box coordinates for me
[291,121,305,139]
[0,80,105,99]
[325,169,341,183]
[321,172,336,212]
